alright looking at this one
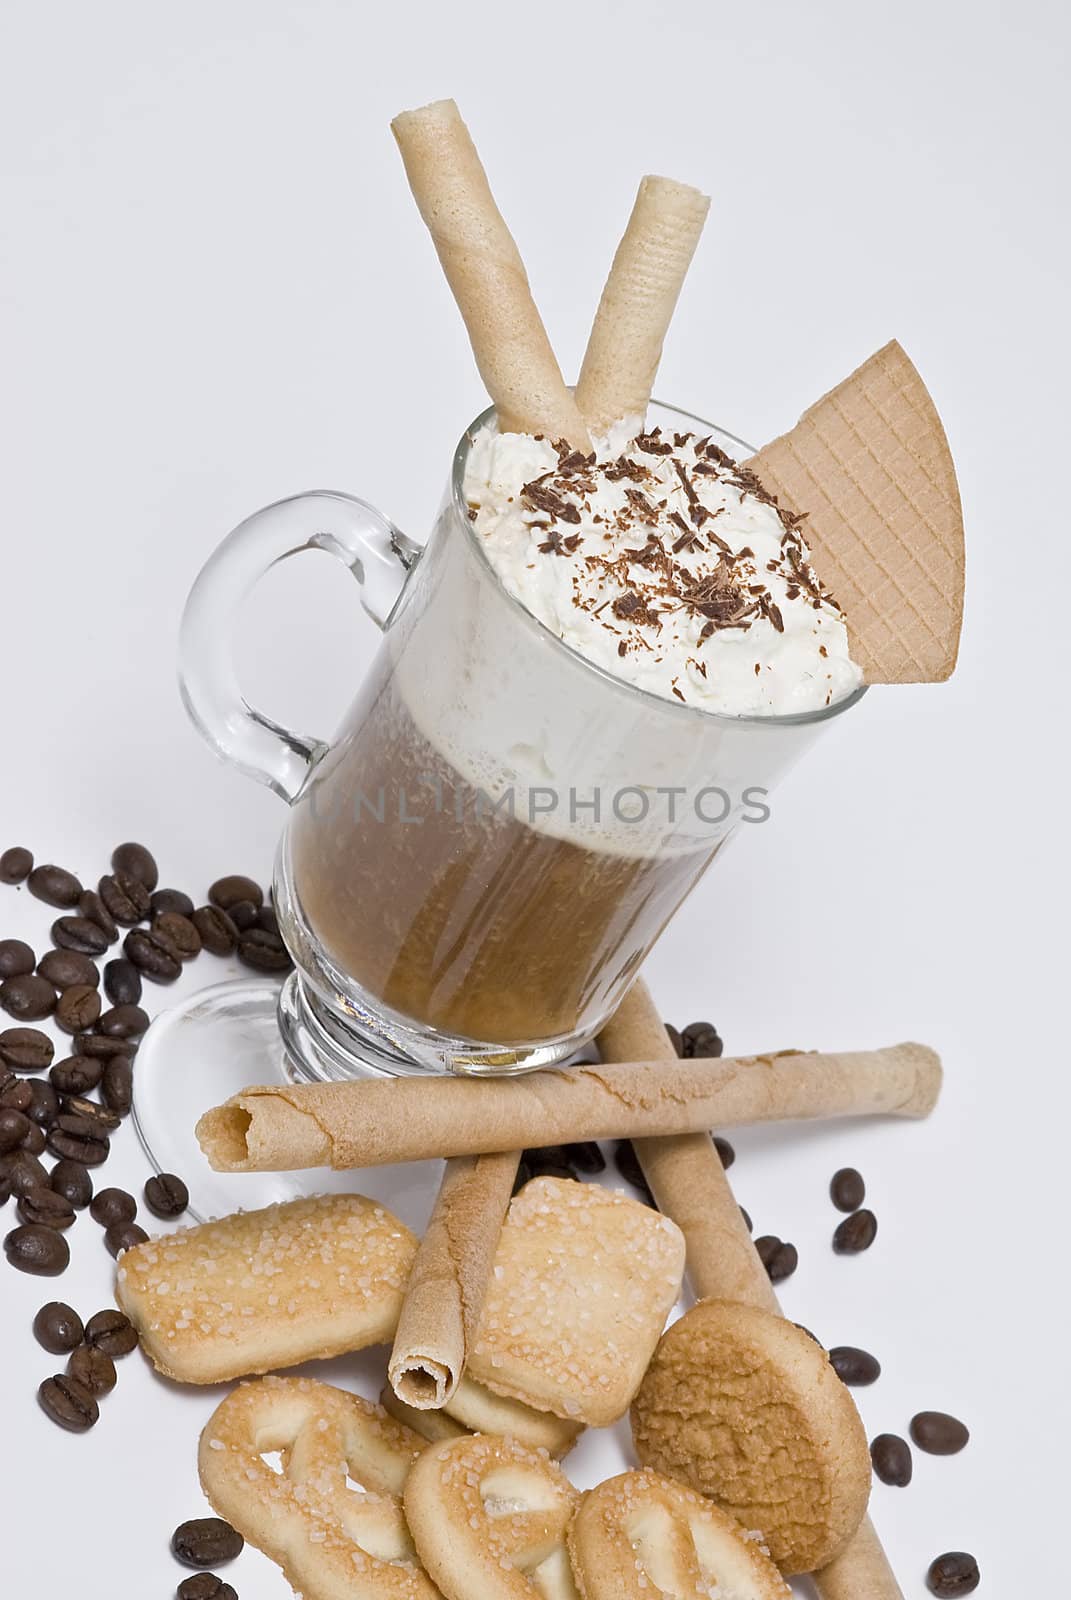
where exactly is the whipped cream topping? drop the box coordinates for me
[463,423,862,716]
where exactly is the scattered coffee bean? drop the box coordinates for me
[681,1020,723,1058]
[67,1342,117,1396]
[236,928,291,972]
[154,910,201,960]
[828,1346,881,1386]
[90,1187,137,1228]
[256,904,280,936]
[0,974,57,1021]
[766,1240,798,1282]
[171,1518,245,1569]
[755,1234,781,1268]
[192,905,239,955]
[52,915,111,956]
[28,864,83,908]
[150,887,195,917]
[0,939,35,979]
[830,1167,866,1212]
[38,1372,99,1431]
[178,1575,238,1600]
[55,984,102,1034]
[38,948,99,990]
[713,1135,735,1169]
[124,926,181,983]
[61,1097,121,1134]
[926,1552,980,1595]
[105,1220,147,1257]
[51,1160,93,1209]
[523,1146,577,1183]
[5,1222,70,1274]
[740,1206,753,1233]
[910,1411,969,1456]
[870,1433,913,1486]
[0,1026,54,1072]
[0,846,33,883]
[833,1209,878,1254]
[612,1139,656,1205]
[26,1080,60,1129]
[100,1056,133,1116]
[111,841,159,891]
[75,1030,137,1058]
[0,1108,31,1154]
[512,1158,532,1193]
[145,1172,189,1218]
[78,889,119,943]
[103,958,142,1007]
[0,1078,32,1114]
[20,1120,46,1154]
[97,1003,149,1038]
[50,1057,103,1096]
[84,1308,138,1357]
[209,875,263,912]
[33,1300,84,1353]
[46,1113,110,1166]
[564,1140,605,1174]
[3,1149,49,1198]
[18,1187,76,1231]
[226,899,260,932]
[99,870,152,926]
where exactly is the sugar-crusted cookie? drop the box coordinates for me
[568,1469,791,1599]
[199,1375,439,1598]
[117,1193,416,1383]
[467,1177,685,1426]
[404,1433,580,1600]
[630,1299,871,1574]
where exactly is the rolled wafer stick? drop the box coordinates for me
[196,1042,941,1173]
[391,99,591,450]
[596,980,908,1600]
[575,175,710,435]
[388,1150,519,1409]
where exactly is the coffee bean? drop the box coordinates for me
[90,1187,137,1228]
[38,949,99,990]
[870,1433,913,1486]
[664,1022,683,1056]
[47,1113,110,1166]
[67,1342,117,1396]
[192,905,238,956]
[84,1308,138,1357]
[0,1108,31,1153]
[145,1172,189,1218]
[2,1149,49,1198]
[227,899,260,932]
[926,1552,980,1595]
[681,1020,723,1058]
[755,1235,781,1268]
[713,1136,735,1169]
[511,1158,532,1194]
[256,904,280,936]
[61,1096,121,1134]
[766,1240,798,1282]
[102,958,142,1006]
[830,1167,866,1212]
[98,1003,149,1038]
[105,1221,147,1257]
[0,846,33,884]
[740,1206,753,1233]
[833,1209,878,1254]
[56,984,102,1035]
[564,1140,606,1174]
[209,875,263,912]
[21,1120,46,1154]
[178,1576,238,1600]
[111,841,159,891]
[18,1186,75,1231]
[50,1057,104,1096]
[154,910,201,960]
[1,1078,32,1114]
[99,871,151,926]
[52,916,110,956]
[0,1026,53,1074]
[0,939,35,979]
[910,1411,969,1456]
[33,1300,84,1353]
[124,926,181,982]
[5,1222,69,1274]
[828,1346,881,1386]
[151,888,194,917]
[0,974,57,1022]
[171,1518,245,1568]
[612,1139,656,1206]
[26,1080,60,1129]
[523,1147,576,1183]
[51,1160,93,1209]
[28,864,83,908]
[38,1373,98,1431]
[78,889,119,943]
[236,929,291,973]
[75,1030,137,1058]
[100,1056,133,1116]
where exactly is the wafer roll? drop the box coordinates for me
[388,1150,518,1409]
[197,1043,941,1173]
[392,99,590,449]
[597,980,908,1600]
[576,175,710,434]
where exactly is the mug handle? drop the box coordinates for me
[178,491,420,803]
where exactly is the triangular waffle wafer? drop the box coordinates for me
[745,340,964,683]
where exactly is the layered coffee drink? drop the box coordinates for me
[288,420,861,1049]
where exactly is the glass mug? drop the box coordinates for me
[179,401,865,1081]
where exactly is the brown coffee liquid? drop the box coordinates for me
[290,676,715,1045]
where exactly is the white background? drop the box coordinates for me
[1,1,1067,1593]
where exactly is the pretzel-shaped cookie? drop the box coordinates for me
[568,1470,791,1599]
[199,1375,441,1599]
[404,1434,580,1600]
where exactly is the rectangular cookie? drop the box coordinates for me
[117,1193,416,1383]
